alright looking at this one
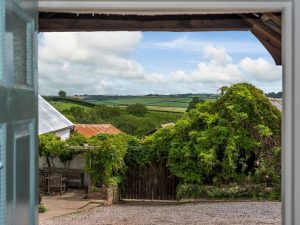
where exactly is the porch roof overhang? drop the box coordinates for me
[38,2,282,65]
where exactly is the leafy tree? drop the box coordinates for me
[187,97,204,112]
[116,114,156,137]
[63,107,86,123]
[266,91,282,98]
[58,90,67,97]
[167,83,281,187]
[53,102,181,137]
[126,104,148,116]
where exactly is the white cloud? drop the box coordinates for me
[39,32,165,95]
[39,32,282,95]
[239,57,282,82]
[172,45,243,86]
[203,44,232,66]
[171,45,282,90]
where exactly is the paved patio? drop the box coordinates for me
[39,189,105,223]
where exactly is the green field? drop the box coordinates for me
[48,95,217,113]
[89,96,216,112]
[50,100,186,113]
[50,101,91,111]
[46,95,215,136]
[48,98,184,137]
[91,97,191,108]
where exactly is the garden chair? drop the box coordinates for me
[47,174,66,195]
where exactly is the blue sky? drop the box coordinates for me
[39,31,282,95]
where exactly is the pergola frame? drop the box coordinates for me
[37,1,299,224]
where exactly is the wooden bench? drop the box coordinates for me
[42,167,84,189]
[65,169,84,188]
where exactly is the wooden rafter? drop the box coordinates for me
[263,13,282,27]
[251,28,281,65]
[240,14,281,48]
[240,14,282,65]
[39,13,251,32]
[260,14,281,35]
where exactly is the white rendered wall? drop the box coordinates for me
[39,154,91,186]
[39,154,84,170]
[55,128,71,141]
[39,128,91,186]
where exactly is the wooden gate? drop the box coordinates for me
[121,164,178,200]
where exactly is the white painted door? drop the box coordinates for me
[0,0,38,224]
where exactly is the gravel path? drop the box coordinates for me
[41,202,281,225]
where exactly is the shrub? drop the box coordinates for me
[176,183,280,200]
[126,104,148,117]
[167,83,281,186]
[85,134,128,187]
[38,204,47,213]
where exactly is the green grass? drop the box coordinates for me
[50,100,186,113]
[50,101,91,111]
[49,95,216,113]
[91,97,180,106]
[90,96,215,110]
[146,106,186,113]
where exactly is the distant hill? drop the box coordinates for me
[266,91,282,98]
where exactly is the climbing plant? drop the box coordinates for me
[39,133,67,167]
[84,134,128,187]
[39,132,87,168]
[166,83,281,194]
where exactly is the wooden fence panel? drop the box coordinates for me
[121,163,178,200]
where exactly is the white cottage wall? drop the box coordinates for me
[39,154,91,186]
[55,128,71,141]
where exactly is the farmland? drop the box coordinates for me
[45,94,218,136]
[82,94,218,112]
[46,96,184,137]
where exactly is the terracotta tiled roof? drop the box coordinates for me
[74,124,123,138]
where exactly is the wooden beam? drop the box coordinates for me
[240,14,281,49]
[263,13,282,27]
[39,13,251,32]
[241,14,282,65]
[260,14,281,35]
[251,28,281,65]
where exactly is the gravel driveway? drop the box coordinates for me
[40,201,281,225]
